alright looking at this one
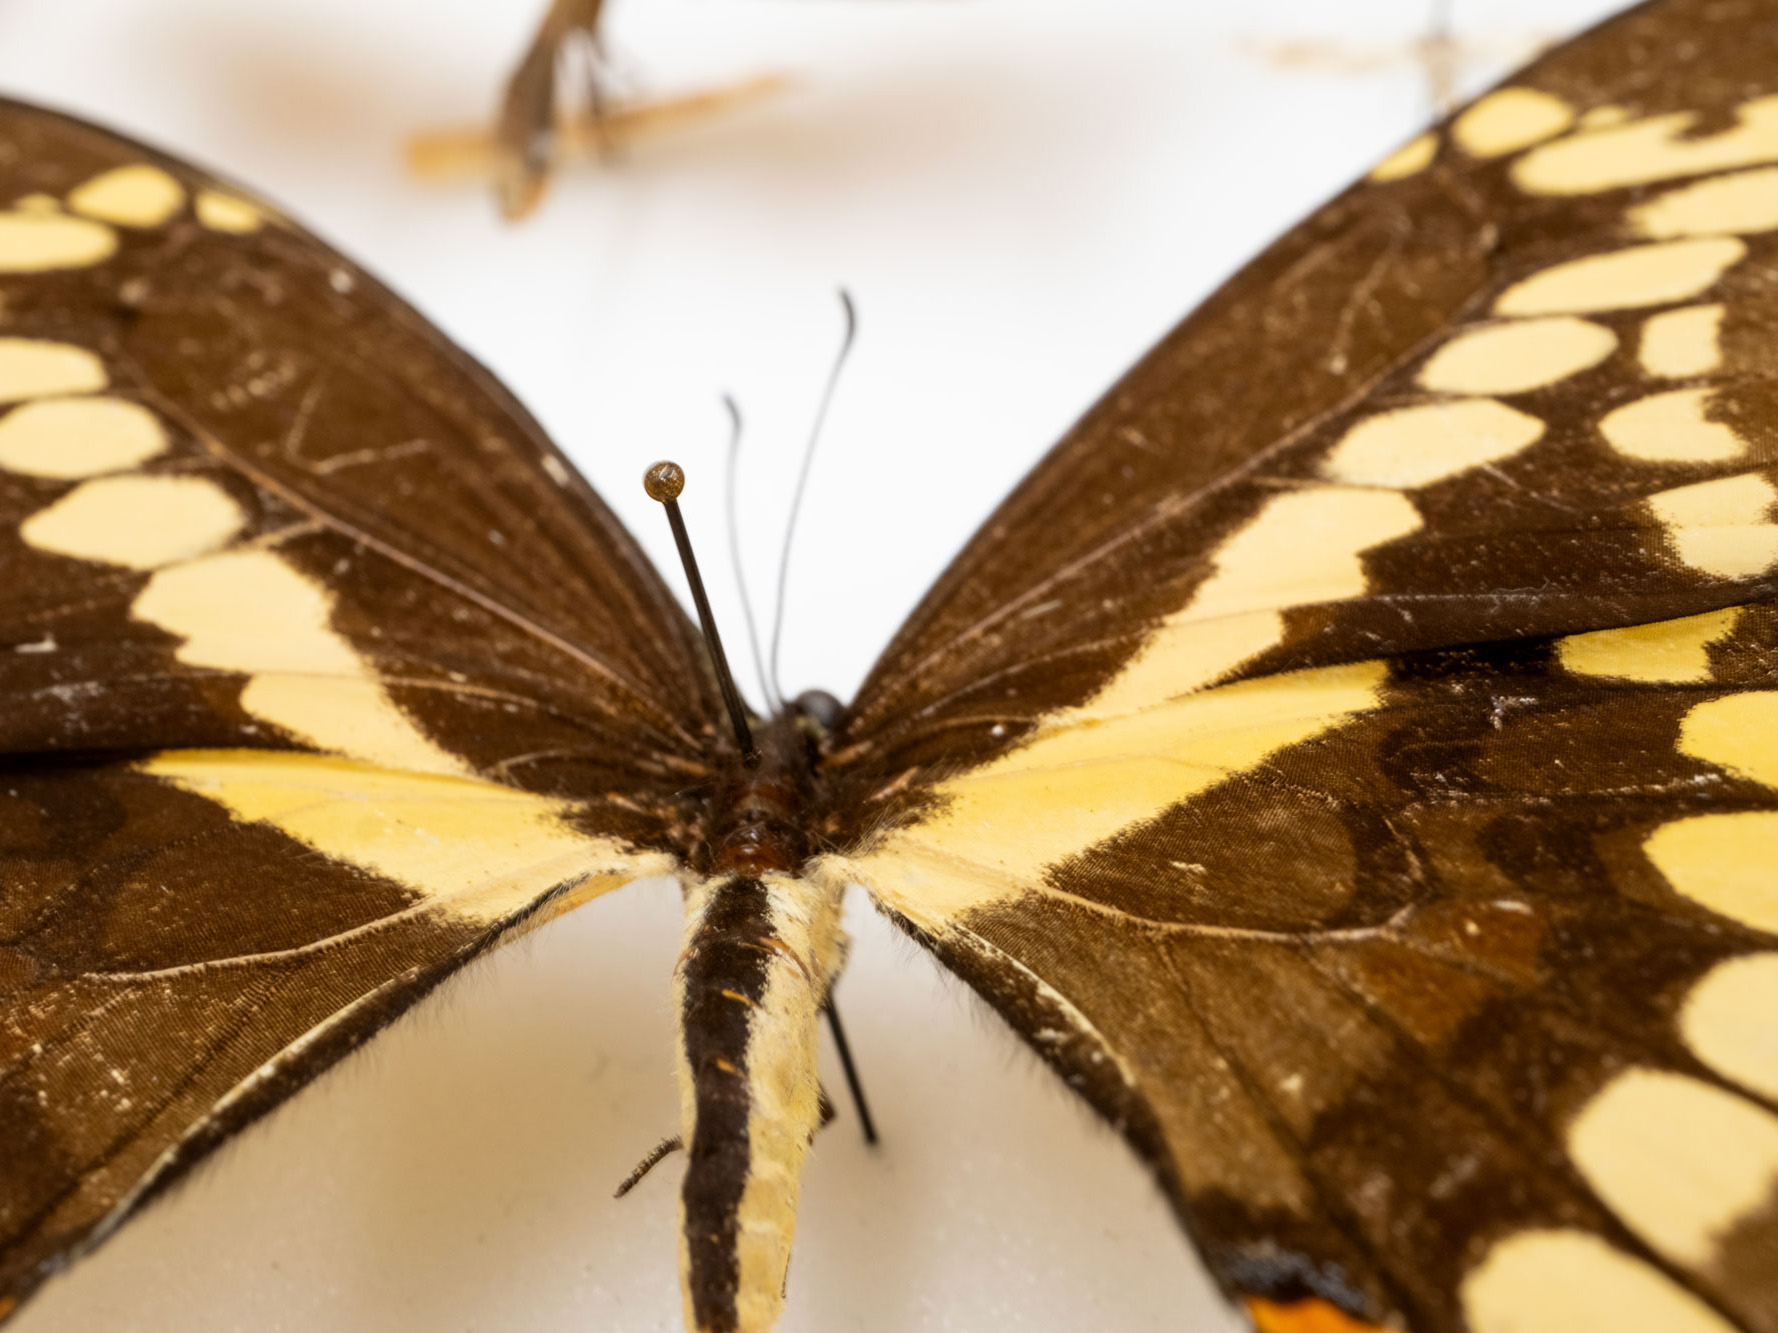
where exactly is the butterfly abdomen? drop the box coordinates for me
[673,718,847,1331]
[672,871,846,1332]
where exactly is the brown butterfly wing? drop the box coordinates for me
[828,1,1778,1329]
[0,99,703,1314]
[839,618,1778,1332]
[840,0,1778,783]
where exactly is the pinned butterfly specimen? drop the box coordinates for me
[494,0,611,216]
[405,0,792,216]
[4,0,1778,1327]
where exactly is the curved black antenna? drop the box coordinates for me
[768,290,858,705]
[722,394,776,715]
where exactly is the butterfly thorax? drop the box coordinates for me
[671,706,847,1332]
[697,709,820,878]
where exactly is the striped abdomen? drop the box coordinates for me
[672,871,846,1333]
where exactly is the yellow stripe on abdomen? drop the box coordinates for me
[672,872,845,1333]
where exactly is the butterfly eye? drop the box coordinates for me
[793,688,844,736]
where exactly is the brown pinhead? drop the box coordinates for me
[643,460,685,503]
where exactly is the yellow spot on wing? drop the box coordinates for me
[67,164,185,227]
[861,661,1389,928]
[1647,811,1778,933]
[139,749,664,926]
[1683,953,1778,1100]
[1083,610,1288,728]
[1418,316,1615,395]
[1634,165,1778,238]
[20,474,242,569]
[1514,95,1778,196]
[1579,105,1632,130]
[194,189,265,234]
[1453,87,1575,158]
[1640,305,1723,378]
[1569,1068,1778,1270]
[0,211,115,271]
[1164,489,1416,630]
[240,675,468,778]
[135,549,355,673]
[1089,487,1418,719]
[1368,132,1435,182]
[1647,474,1778,578]
[1461,1229,1736,1333]
[1654,692,1778,930]
[1681,690,1778,789]
[0,338,105,402]
[1601,389,1743,464]
[131,549,465,774]
[0,396,167,478]
[1322,398,1543,488]
[1556,607,1740,683]
[1495,239,1744,316]
[850,483,1417,928]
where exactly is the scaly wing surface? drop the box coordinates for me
[831,3,1778,1329]
[0,99,710,1315]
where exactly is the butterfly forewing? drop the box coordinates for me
[839,0,1778,780]
[0,98,710,1314]
[829,1,1778,1329]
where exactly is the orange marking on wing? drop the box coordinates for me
[1246,1296,1390,1333]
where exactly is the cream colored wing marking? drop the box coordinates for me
[834,603,1778,1333]
[826,18,1778,1331]
[846,658,1392,927]
[0,143,714,809]
[0,747,671,1316]
[0,130,710,1323]
[137,748,671,928]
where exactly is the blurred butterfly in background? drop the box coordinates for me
[1,0,1778,1331]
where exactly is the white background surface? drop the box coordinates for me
[0,2,1628,1329]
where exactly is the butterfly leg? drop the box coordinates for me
[614,1134,685,1199]
[672,872,848,1333]
[821,996,880,1145]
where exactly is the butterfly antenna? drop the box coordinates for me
[768,290,858,706]
[723,395,777,714]
[645,460,759,765]
[823,996,879,1146]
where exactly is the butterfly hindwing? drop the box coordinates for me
[0,749,668,1315]
[826,1,1778,1329]
[0,98,710,1313]
[837,606,1778,1332]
